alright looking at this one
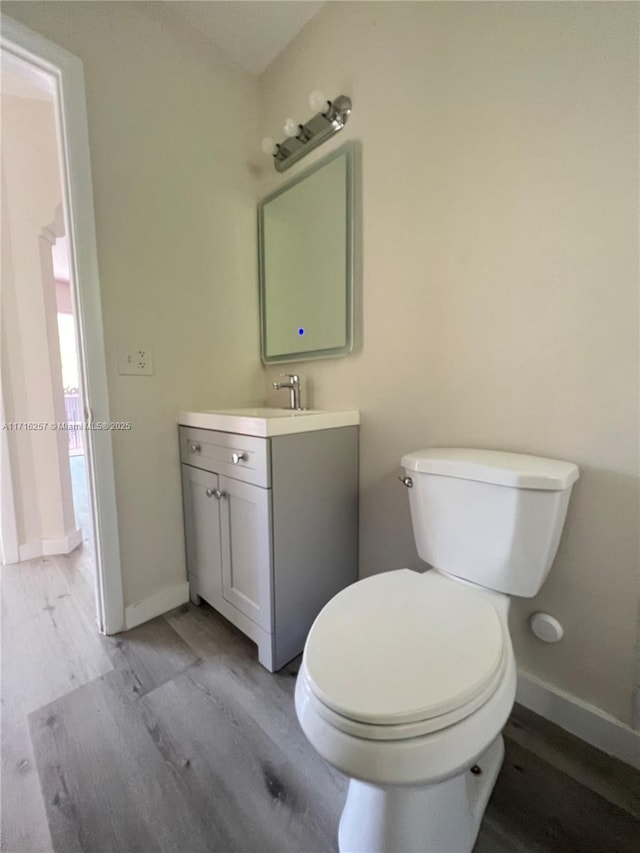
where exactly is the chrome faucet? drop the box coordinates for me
[273,373,303,410]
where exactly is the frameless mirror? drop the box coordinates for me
[258,143,355,363]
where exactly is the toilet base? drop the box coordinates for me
[338,735,504,853]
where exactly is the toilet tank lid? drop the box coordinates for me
[401,448,579,490]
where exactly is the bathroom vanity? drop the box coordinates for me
[178,408,359,671]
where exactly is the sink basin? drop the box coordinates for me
[203,407,321,419]
[178,407,360,437]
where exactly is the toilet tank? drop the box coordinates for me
[401,449,579,597]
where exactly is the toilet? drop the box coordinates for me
[295,448,579,853]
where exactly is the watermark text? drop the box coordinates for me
[2,421,132,431]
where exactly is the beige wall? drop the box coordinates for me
[1,92,77,548]
[259,2,639,726]
[4,2,263,606]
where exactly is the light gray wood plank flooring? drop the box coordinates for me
[2,552,639,853]
[484,735,639,853]
[2,550,111,853]
[504,705,640,819]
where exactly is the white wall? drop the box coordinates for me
[3,2,263,608]
[258,2,639,728]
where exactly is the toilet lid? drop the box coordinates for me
[304,570,505,726]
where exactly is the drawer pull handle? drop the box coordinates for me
[206,488,214,497]
[190,443,201,454]
[231,451,248,465]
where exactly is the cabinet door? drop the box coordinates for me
[181,465,223,607]
[219,475,272,632]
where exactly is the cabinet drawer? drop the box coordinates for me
[179,426,270,487]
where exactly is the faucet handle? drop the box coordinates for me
[279,373,299,382]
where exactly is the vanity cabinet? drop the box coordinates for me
[179,422,358,671]
[181,465,272,632]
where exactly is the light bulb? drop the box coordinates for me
[283,118,299,138]
[309,90,328,112]
[261,136,276,156]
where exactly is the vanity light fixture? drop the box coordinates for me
[261,90,352,173]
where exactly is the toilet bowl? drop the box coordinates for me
[295,570,516,852]
[295,448,579,853]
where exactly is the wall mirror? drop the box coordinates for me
[258,142,355,363]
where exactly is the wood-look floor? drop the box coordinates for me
[2,550,639,853]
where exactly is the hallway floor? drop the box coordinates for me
[1,551,639,853]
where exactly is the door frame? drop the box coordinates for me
[0,383,19,565]
[1,14,125,633]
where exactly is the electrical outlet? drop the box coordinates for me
[118,347,154,376]
[136,349,152,373]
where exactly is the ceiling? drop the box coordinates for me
[164,1,325,76]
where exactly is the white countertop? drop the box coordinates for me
[178,407,360,437]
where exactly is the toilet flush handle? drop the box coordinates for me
[398,475,413,488]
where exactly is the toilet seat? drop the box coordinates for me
[302,570,508,741]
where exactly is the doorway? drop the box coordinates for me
[53,227,96,587]
[1,15,124,633]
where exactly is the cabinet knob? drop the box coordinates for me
[205,488,226,500]
[231,451,248,465]
[190,443,201,454]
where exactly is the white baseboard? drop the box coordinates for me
[124,581,190,630]
[18,541,42,562]
[43,527,83,555]
[18,527,83,561]
[517,670,640,770]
